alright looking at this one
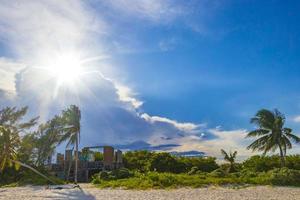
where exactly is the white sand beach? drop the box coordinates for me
[0,184,299,200]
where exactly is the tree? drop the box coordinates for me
[34,117,63,166]
[149,152,185,173]
[0,106,38,133]
[59,105,81,183]
[220,149,237,172]
[0,126,20,171]
[0,107,38,170]
[0,107,56,184]
[246,109,300,167]
[123,150,154,172]
[0,126,56,184]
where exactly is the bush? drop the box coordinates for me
[92,168,134,182]
[123,151,154,172]
[208,168,227,178]
[149,153,186,173]
[267,168,300,186]
[99,171,109,180]
[188,167,199,175]
[147,172,179,187]
[123,150,219,174]
[111,168,133,179]
[242,155,281,172]
[180,157,219,173]
[286,155,300,170]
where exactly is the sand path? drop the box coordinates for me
[0,184,300,200]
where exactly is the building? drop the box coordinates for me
[49,146,123,182]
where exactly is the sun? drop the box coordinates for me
[48,53,83,84]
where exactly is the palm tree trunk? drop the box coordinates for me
[74,131,79,183]
[12,160,56,185]
[278,143,285,167]
[66,146,74,181]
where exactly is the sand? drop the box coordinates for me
[0,184,299,200]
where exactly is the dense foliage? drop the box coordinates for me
[92,153,300,189]
[0,105,81,185]
[123,151,218,174]
[92,167,300,189]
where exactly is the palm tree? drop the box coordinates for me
[220,149,237,172]
[246,109,300,167]
[0,126,56,184]
[0,126,20,171]
[59,105,81,183]
[0,106,38,170]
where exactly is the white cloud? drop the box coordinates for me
[293,116,300,123]
[141,113,204,133]
[0,0,244,155]
[0,0,105,64]
[0,58,25,95]
[106,0,184,23]
[150,128,253,161]
[115,84,144,109]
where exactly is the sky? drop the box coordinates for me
[1,0,300,160]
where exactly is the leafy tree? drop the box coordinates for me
[59,105,81,183]
[221,149,237,172]
[246,109,300,167]
[149,152,185,173]
[123,150,154,172]
[34,117,63,166]
[179,157,218,172]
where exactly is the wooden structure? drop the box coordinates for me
[49,146,123,182]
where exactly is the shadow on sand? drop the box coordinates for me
[48,186,96,200]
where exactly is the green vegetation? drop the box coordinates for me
[59,105,81,183]
[220,149,238,173]
[247,109,300,167]
[92,155,300,189]
[1,106,300,189]
[123,151,218,173]
[0,105,82,186]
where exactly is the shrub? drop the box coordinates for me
[286,155,300,170]
[188,166,199,175]
[149,153,186,173]
[180,157,219,173]
[208,168,227,178]
[242,155,281,172]
[92,168,134,182]
[99,171,109,180]
[267,168,300,186]
[111,168,133,179]
[123,151,154,172]
[147,172,178,187]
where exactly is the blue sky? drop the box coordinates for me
[1,0,300,159]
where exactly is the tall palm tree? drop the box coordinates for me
[246,109,300,167]
[59,105,81,183]
[220,149,237,172]
[0,125,20,171]
[0,126,56,184]
[0,106,38,170]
